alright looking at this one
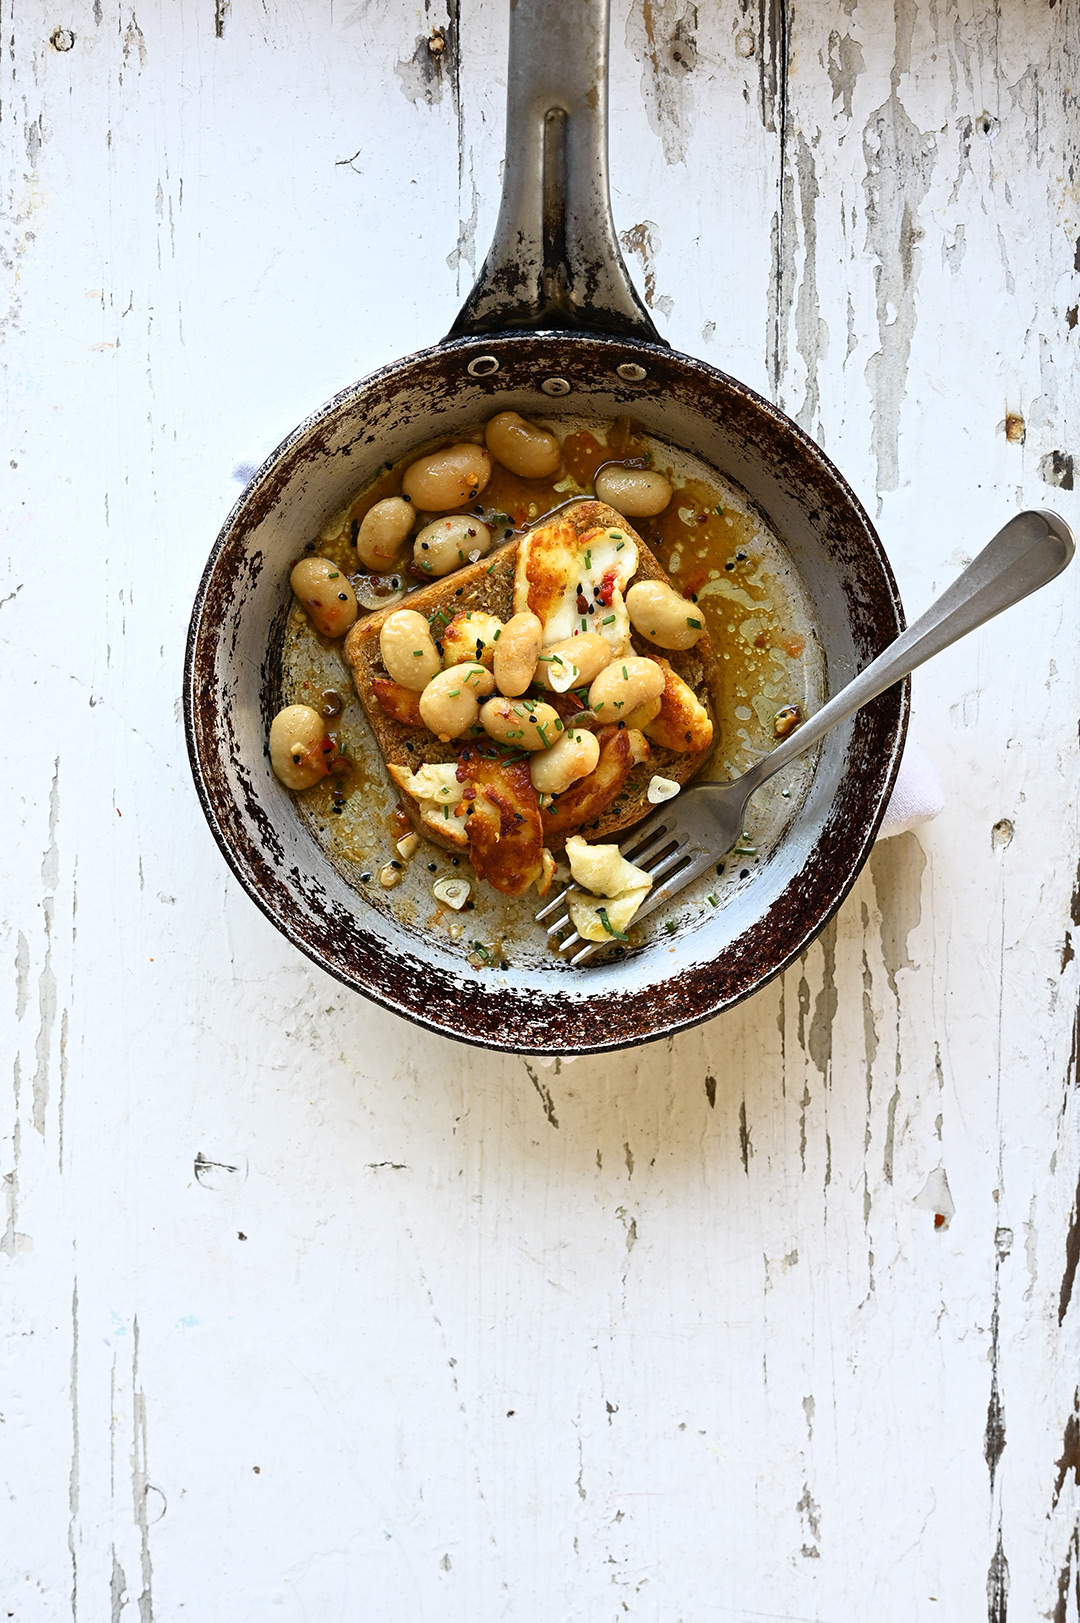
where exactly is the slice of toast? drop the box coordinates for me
[343,500,720,856]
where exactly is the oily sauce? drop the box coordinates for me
[278,416,823,969]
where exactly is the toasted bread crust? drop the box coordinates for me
[343,501,720,853]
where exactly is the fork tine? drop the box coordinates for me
[535,883,573,923]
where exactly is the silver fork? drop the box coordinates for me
[538,509,1074,964]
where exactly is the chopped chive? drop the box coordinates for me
[664,921,677,936]
[609,531,623,539]
[707,894,718,906]
[447,689,461,697]
[554,718,564,731]
[581,618,588,632]
[615,541,625,551]
[328,571,340,579]
[686,617,702,629]
[537,723,550,746]
[584,550,592,568]
[472,940,490,959]
[493,628,502,640]
[597,907,628,940]
[602,614,616,625]
[486,562,496,574]
[412,649,424,657]
[614,699,624,709]
[622,666,629,680]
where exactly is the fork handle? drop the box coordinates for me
[740,509,1074,794]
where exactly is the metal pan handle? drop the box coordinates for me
[446,0,664,343]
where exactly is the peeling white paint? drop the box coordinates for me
[0,0,1077,1618]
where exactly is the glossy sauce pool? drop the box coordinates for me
[278,417,825,971]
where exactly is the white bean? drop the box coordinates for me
[414,515,493,577]
[269,704,329,790]
[492,611,543,696]
[418,662,495,740]
[533,632,613,692]
[478,697,563,751]
[402,444,492,511]
[593,464,673,517]
[588,655,666,719]
[289,557,358,639]
[379,609,442,689]
[626,579,705,650]
[356,497,414,571]
[529,729,601,795]
[484,412,561,478]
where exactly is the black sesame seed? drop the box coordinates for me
[428,862,438,872]
[455,588,464,596]
[465,899,476,910]
[338,592,348,601]
[740,868,750,879]
[451,857,460,866]
[715,861,725,875]
[725,561,734,571]
[359,871,372,883]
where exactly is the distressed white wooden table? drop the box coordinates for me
[3,3,1079,1619]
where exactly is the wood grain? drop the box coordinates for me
[1,0,1077,1617]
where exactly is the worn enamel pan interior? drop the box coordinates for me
[185,332,907,1053]
[184,0,907,1053]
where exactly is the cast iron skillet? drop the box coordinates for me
[184,0,907,1054]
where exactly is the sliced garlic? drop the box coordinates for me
[378,863,403,889]
[647,775,681,804]
[546,652,579,693]
[396,833,420,859]
[433,876,471,910]
[354,572,406,611]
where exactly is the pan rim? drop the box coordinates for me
[184,330,909,1054]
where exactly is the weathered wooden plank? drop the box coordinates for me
[0,1,1077,1619]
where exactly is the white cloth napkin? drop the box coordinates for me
[234,457,944,843]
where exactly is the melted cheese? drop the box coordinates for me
[515,521,638,655]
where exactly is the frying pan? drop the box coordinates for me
[184,0,907,1054]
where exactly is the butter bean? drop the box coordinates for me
[588,655,666,719]
[534,632,613,692]
[289,557,358,639]
[356,497,414,571]
[269,704,329,790]
[484,412,561,479]
[529,728,601,795]
[593,465,673,517]
[402,444,492,511]
[626,579,705,650]
[418,662,495,740]
[414,514,493,577]
[478,696,563,751]
[493,611,543,696]
[379,609,442,690]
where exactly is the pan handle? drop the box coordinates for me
[445,0,665,344]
